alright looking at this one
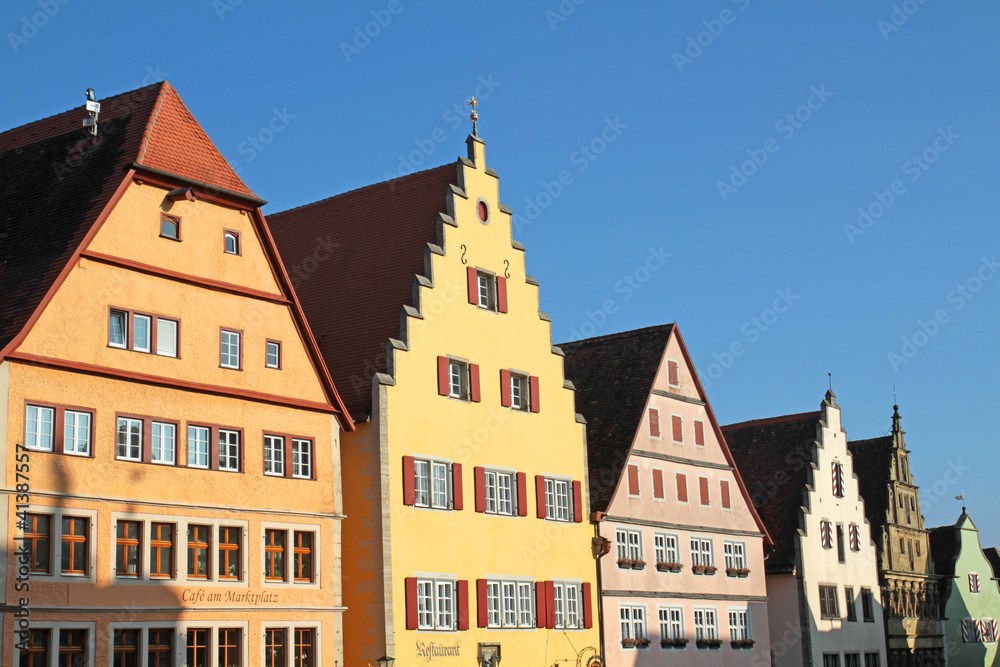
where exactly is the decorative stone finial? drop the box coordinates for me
[468,97,479,137]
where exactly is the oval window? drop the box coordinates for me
[477,199,489,224]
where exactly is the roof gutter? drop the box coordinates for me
[129,162,267,207]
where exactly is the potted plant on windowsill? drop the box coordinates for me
[696,638,723,649]
[617,558,632,569]
[692,564,706,574]
[726,566,751,577]
[634,638,650,648]
[621,638,639,648]
[661,637,688,649]
[657,561,683,572]
[630,559,646,570]
[703,565,717,575]
[731,639,755,649]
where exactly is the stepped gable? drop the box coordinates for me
[847,435,894,534]
[0,82,257,356]
[267,163,459,420]
[559,324,674,513]
[722,411,821,572]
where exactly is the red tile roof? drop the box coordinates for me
[267,163,459,419]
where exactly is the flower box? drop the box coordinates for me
[731,639,756,649]
[661,638,689,649]
[657,561,683,572]
[696,639,723,649]
[703,565,717,575]
[726,567,751,578]
[618,558,645,570]
[692,564,706,574]
[621,638,650,648]
[631,559,646,570]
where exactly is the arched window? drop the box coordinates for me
[224,231,240,255]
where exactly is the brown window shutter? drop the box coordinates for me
[535,581,547,628]
[529,375,540,413]
[652,469,664,499]
[700,477,710,506]
[694,421,705,446]
[452,463,464,511]
[546,581,556,628]
[536,475,547,519]
[649,408,660,437]
[467,266,478,305]
[676,473,688,502]
[627,464,639,496]
[402,456,416,505]
[470,363,481,403]
[477,578,489,628]
[497,275,508,313]
[582,582,593,628]
[573,480,583,522]
[517,472,528,517]
[405,577,418,629]
[437,356,450,396]
[668,360,679,385]
[500,369,512,407]
[457,580,469,630]
[721,480,731,509]
[672,415,683,442]
[474,467,486,513]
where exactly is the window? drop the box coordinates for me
[161,214,179,240]
[61,516,89,575]
[616,529,642,565]
[518,582,534,627]
[846,654,861,667]
[224,230,240,255]
[729,608,751,640]
[651,469,665,500]
[667,359,680,386]
[114,629,139,667]
[820,520,833,549]
[59,630,86,666]
[962,618,981,643]
[655,533,679,566]
[150,523,173,579]
[970,572,982,593]
[25,513,51,574]
[694,419,706,446]
[220,329,241,369]
[133,314,151,352]
[188,426,209,468]
[417,579,456,630]
[649,408,660,437]
[157,318,178,357]
[861,587,875,622]
[449,360,466,398]
[819,585,839,619]
[627,464,640,496]
[484,470,514,515]
[982,619,998,643]
[149,629,173,667]
[699,476,710,506]
[151,422,176,465]
[659,606,684,642]
[690,537,714,568]
[824,655,842,667]
[916,540,921,557]
[187,629,208,667]
[219,527,241,580]
[219,430,241,471]
[837,524,846,563]
[865,653,881,667]
[509,372,529,411]
[545,477,571,521]
[64,410,91,455]
[413,458,451,509]
[109,309,178,357]
[676,473,688,502]
[116,520,141,578]
[832,461,845,497]
[117,417,142,461]
[720,479,731,509]
[294,628,314,667]
[671,414,683,443]
[292,439,312,479]
[187,525,210,579]
[20,628,49,666]
[25,404,55,451]
[266,340,281,369]
[849,523,861,551]
[845,586,857,621]
[477,271,496,310]
[218,628,241,667]
[486,580,533,628]
[265,529,285,582]
[109,309,127,348]
[265,629,286,667]
[265,435,285,476]
[693,608,718,641]
[554,582,584,629]
[293,531,313,583]
[620,605,647,644]
[724,541,746,571]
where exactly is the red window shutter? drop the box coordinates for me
[536,582,547,628]
[676,473,688,502]
[457,580,469,630]
[405,577,418,629]
[470,363,481,403]
[649,408,660,437]
[529,375,540,413]
[694,421,705,446]
[668,360,679,386]
[721,480,731,509]
[402,456,416,506]
[500,369,512,407]
[474,467,486,513]
[573,480,583,523]
[437,356,450,396]
[536,475,547,519]
[517,472,528,516]
[477,578,488,628]
[452,463,464,511]
[467,266,478,305]
[582,582,593,628]
[700,477,710,506]
[546,581,556,628]
[652,469,664,499]
[627,465,639,496]
[672,415,683,442]
[496,275,508,313]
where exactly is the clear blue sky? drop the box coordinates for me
[3,2,997,544]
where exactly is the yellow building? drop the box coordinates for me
[270,133,601,665]
[0,83,353,666]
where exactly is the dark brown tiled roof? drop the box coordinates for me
[267,163,459,419]
[847,435,894,534]
[721,412,820,572]
[558,325,674,512]
[984,547,1000,580]
[929,518,962,579]
[0,82,256,355]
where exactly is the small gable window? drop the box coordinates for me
[224,231,241,255]
[970,573,981,594]
[266,341,281,369]
[160,214,180,241]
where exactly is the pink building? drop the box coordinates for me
[561,324,772,665]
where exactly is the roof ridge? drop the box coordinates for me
[723,410,820,431]
[136,81,170,165]
[558,323,674,349]
[847,435,892,447]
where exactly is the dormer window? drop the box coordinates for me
[160,214,180,241]
[224,231,240,255]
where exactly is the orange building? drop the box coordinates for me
[0,83,352,666]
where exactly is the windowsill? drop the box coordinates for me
[412,505,454,513]
[220,366,243,371]
[159,235,181,243]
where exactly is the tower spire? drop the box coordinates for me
[468,97,479,137]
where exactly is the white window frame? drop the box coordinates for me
[724,541,747,570]
[292,438,312,479]
[694,607,718,641]
[224,231,240,255]
[151,421,176,465]
[654,532,679,565]
[109,309,128,349]
[220,329,241,369]
[659,605,684,642]
[218,429,240,471]
[116,417,143,461]
[728,607,751,641]
[448,359,468,399]
[544,477,572,522]
[484,469,515,516]
[628,530,642,561]
[264,435,285,476]
[486,578,535,629]
[63,410,91,456]
[413,457,453,510]
[619,604,647,644]
[133,313,151,353]
[25,404,56,451]
[476,270,497,311]
[265,341,281,369]
[156,317,178,357]
[414,578,457,631]
[187,425,209,469]
[510,372,529,411]
[690,537,714,567]
[553,581,584,630]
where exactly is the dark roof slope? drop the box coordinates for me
[847,435,894,531]
[0,82,256,355]
[929,520,961,579]
[984,547,1000,580]
[267,163,458,419]
[721,412,820,572]
[558,325,674,512]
